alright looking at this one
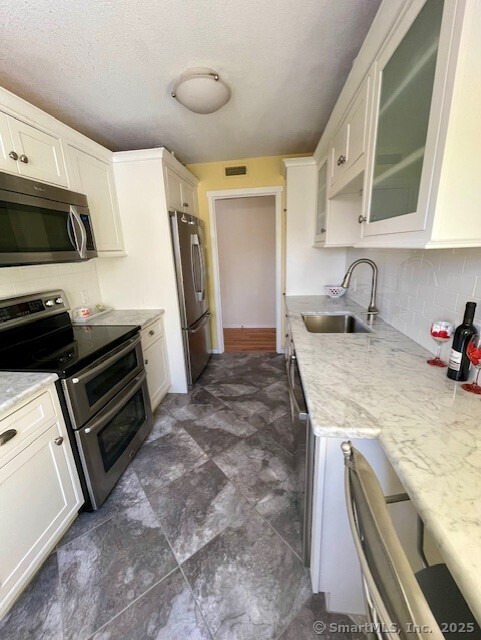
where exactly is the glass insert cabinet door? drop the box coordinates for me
[366,0,444,231]
[315,162,327,239]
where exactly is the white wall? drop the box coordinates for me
[96,151,187,393]
[216,196,276,328]
[0,260,101,309]
[285,162,347,295]
[345,247,481,360]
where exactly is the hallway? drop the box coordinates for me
[0,354,362,640]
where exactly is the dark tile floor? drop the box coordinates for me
[0,353,362,640]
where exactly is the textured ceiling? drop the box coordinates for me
[0,0,381,163]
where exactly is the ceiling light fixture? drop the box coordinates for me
[171,67,231,114]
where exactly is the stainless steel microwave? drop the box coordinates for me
[0,171,97,266]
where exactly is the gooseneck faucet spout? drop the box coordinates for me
[341,259,379,319]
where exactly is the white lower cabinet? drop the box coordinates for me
[0,386,83,619]
[141,317,171,411]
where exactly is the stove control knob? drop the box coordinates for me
[55,297,63,305]
[45,300,54,307]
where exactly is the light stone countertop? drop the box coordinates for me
[80,309,164,330]
[286,294,481,625]
[0,372,58,420]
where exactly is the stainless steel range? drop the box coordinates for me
[0,290,153,510]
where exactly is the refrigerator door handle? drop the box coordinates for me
[190,234,204,302]
[189,313,211,334]
[199,232,206,301]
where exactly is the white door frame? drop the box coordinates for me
[207,186,284,354]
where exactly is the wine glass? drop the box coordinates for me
[461,335,481,394]
[427,321,454,367]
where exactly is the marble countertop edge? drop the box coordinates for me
[0,372,59,420]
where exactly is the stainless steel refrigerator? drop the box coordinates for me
[170,210,211,386]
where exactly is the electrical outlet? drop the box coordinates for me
[81,290,90,304]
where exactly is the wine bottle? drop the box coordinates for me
[447,302,477,381]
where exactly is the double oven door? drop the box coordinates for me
[62,334,152,509]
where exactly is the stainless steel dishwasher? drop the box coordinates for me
[285,334,315,567]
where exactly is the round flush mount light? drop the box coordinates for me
[171,67,231,114]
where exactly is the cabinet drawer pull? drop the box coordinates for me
[19,155,29,164]
[183,202,189,207]
[54,437,64,446]
[0,429,17,446]
[148,329,155,336]
[358,215,367,224]
[8,151,18,161]
[320,228,326,233]
[337,155,346,166]
[145,359,149,365]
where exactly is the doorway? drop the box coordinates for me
[208,187,283,353]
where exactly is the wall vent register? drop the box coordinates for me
[224,165,248,177]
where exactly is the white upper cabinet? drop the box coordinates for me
[165,166,198,215]
[329,76,371,196]
[68,146,125,256]
[165,167,183,211]
[309,0,481,249]
[0,112,18,173]
[314,161,327,244]
[181,180,197,214]
[361,0,444,238]
[0,112,68,187]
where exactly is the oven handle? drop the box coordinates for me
[83,372,147,435]
[286,354,307,422]
[70,335,141,386]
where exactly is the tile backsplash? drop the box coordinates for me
[345,247,481,359]
[0,260,102,310]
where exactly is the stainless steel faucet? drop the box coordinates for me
[341,259,379,318]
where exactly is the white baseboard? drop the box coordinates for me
[210,348,221,354]
[222,324,276,329]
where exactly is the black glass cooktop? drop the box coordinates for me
[0,312,139,377]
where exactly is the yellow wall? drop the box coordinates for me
[187,154,307,349]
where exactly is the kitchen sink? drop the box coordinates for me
[302,313,372,334]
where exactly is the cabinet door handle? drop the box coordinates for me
[320,228,326,233]
[54,437,64,446]
[8,151,18,161]
[183,202,189,207]
[0,429,17,446]
[19,155,29,164]
[358,215,367,224]
[337,155,346,166]
[149,329,155,336]
[145,359,149,365]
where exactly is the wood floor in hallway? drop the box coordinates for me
[224,327,276,352]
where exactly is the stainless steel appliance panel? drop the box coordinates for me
[186,312,211,383]
[75,372,153,509]
[171,211,208,327]
[0,171,97,266]
[286,347,312,567]
[170,209,211,386]
[63,335,143,428]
